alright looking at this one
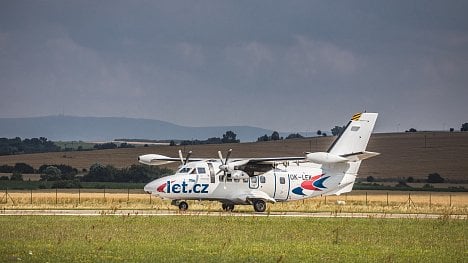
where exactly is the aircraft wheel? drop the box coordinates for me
[253,200,266,212]
[222,203,235,212]
[178,201,188,211]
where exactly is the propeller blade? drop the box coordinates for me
[184,151,192,165]
[218,151,224,165]
[178,150,184,164]
[225,149,232,164]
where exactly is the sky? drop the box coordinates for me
[1,0,467,133]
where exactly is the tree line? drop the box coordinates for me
[178,131,240,145]
[0,137,60,155]
[0,162,172,186]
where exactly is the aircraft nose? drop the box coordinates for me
[144,180,158,194]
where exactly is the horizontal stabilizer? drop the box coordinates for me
[305,151,380,164]
[306,152,348,164]
[340,151,380,162]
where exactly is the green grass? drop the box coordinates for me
[0,216,466,262]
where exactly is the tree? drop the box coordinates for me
[13,163,34,173]
[222,131,240,143]
[40,166,62,181]
[331,126,345,136]
[270,131,280,141]
[427,173,444,183]
[366,176,375,182]
[82,163,117,182]
[461,123,468,132]
[407,176,414,183]
[406,128,417,132]
[0,165,14,173]
[316,130,322,136]
[93,142,118,150]
[169,140,176,146]
[257,134,269,142]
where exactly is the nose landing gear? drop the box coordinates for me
[172,200,189,211]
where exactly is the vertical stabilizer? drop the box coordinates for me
[327,113,378,156]
[322,112,378,196]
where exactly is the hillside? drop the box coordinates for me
[0,116,275,142]
[0,132,467,182]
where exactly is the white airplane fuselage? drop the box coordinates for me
[144,161,347,204]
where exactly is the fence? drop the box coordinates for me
[1,189,467,212]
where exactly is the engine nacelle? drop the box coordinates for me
[305,152,348,164]
[231,170,250,180]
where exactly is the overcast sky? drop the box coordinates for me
[1,1,467,133]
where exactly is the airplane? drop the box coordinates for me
[139,112,379,212]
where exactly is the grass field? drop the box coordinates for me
[2,190,467,215]
[0,216,466,262]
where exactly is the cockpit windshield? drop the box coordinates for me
[178,167,192,173]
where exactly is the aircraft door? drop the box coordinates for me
[274,171,289,200]
[207,163,215,183]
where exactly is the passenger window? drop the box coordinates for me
[197,167,206,174]
[280,177,285,184]
[251,177,257,183]
[260,176,266,183]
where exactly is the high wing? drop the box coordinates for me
[138,154,204,165]
[138,153,305,166]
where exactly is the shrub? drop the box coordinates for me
[10,171,23,181]
[427,173,445,183]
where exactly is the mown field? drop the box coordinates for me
[0,132,467,182]
[0,216,466,262]
[2,190,467,215]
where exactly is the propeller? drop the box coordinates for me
[178,149,192,165]
[217,149,249,189]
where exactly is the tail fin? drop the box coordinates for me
[327,112,378,156]
[321,112,379,196]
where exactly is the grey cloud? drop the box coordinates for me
[1,1,467,133]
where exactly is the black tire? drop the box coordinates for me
[222,203,235,212]
[178,201,188,211]
[253,200,266,212]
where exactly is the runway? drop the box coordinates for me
[1,209,466,219]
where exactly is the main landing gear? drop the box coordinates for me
[222,203,235,212]
[253,200,266,212]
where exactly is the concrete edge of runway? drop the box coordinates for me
[1,209,467,219]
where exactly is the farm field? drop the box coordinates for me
[0,132,467,182]
[2,190,467,215]
[0,215,466,262]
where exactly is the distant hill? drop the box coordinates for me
[0,116,276,142]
